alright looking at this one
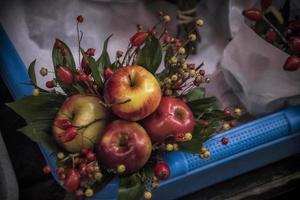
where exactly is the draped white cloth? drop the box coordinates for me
[1,0,299,115]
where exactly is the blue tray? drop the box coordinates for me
[1,24,300,200]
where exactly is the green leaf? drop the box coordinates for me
[6,93,65,123]
[52,39,77,94]
[81,48,103,88]
[118,174,144,200]
[28,60,37,85]
[52,39,76,71]
[187,97,218,117]
[178,124,205,153]
[6,93,66,153]
[96,34,113,83]
[184,87,206,102]
[18,120,61,153]
[136,35,162,74]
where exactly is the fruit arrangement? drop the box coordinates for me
[242,0,300,71]
[8,13,241,200]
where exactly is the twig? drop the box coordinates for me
[262,16,288,44]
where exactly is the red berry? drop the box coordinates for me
[221,137,229,145]
[57,167,65,175]
[86,48,95,56]
[291,37,300,53]
[64,127,77,142]
[175,41,182,48]
[46,80,56,88]
[54,40,63,49]
[75,189,84,197]
[130,32,149,46]
[81,58,91,75]
[77,15,84,23]
[79,73,90,81]
[229,120,236,127]
[283,55,300,71]
[199,69,205,76]
[54,119,72,130]
[64,169,80,192]
[202,121,209,128]
[288,20,300,31]
[59,173,66,180]
[265,29,277,43]
[242,8,263,22]
[104,67,114,80]
[56,65,74,85]
[86,165,94,174]
[223,108,231,115]
[86,152,95,161]
[164,35,172,44]
[80,147,89,155]
[261,0,272,11]
[154,162,170,180]
[151,30,157,37]
[43,165,51,174]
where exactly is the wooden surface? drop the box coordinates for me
[1,78,300,200]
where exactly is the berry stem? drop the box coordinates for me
[262,16,288,45]
[73,118,106,130]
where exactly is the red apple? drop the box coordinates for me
[96,120,152,173]
[143,96,195,143]
[104,65,161,121]
[53,94,107,152]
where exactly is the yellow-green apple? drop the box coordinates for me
[103,65,161,121]
[96,120,152,173]
[143,96,195,143]
[53,94,107,153]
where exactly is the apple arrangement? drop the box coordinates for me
[8,13,241,200]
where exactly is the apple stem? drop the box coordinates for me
[73,118,106,130]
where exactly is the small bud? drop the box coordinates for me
[40,67,48,76]
[189,69,196,77]
[188,34,197,41]
[164,35,172,44]
[116,50,123,58]
[242,8,263,22]
[196,19,204,26]
[144,191,152,200]
[283,55,300,71]
[57,152,65,160]
[178,47,186,55]
[184,133,193,141]
[117,164,126,174]
[171,75,178,81]
[173,143,179,151]
[166,144,174,151]
[223,123,231,131]
[77,15,84,23]
[169,56,177,64]
[234,108,242,116]
[205,77,210,83]
[32,88,40,96]
[84,188,94,197]
[130,32,148,47]
[86,48,95,56]
[94,172,103,181]
[163,15,171,22]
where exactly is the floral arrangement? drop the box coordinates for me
[7,13,241,200]
[242,0,300,71]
